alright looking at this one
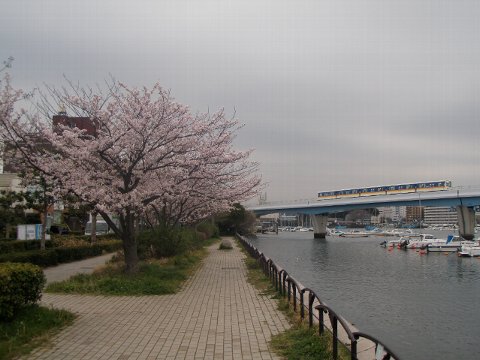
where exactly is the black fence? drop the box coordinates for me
[236,233,400,360]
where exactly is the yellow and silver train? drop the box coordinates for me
[317,180,452,201]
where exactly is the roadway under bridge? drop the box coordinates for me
[247,188,480,240]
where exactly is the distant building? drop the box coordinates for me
[2,110,97,173]
[423,206,458,225]
[0,173,23,193]
[377,206,406,223]
[52,110,97,137]
[406,206,424,223]
[278,214,297,227]
[0,110,97,231]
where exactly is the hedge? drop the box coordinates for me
[0,239,56,254]
[0,234,120,254]
[0,262,46,320]
[0,241,122,267]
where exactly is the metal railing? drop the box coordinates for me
[236,233,400,360]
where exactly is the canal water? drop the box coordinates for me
[249,231,480,360]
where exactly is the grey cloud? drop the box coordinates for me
[2,0,480,202]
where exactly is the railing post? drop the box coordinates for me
[351,338,358,360]
[275,271,282,291]
[331,313,338,360]
[318,308,324,335]
[273,268,277,290]
[300,290,305,319]
[292,285,297,312]
[287,279,292,303]
[308,293,314,327]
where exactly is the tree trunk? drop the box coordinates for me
[123,234,139,274]
[122,210,139,274]
[97,210,139,273]
[41,202,47,250]
[91,212,97,243]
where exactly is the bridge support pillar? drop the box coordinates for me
[311,214,328,239]
[457,206,476,240]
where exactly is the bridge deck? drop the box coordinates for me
[249,189,480,215]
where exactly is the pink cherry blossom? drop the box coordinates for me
[0,76,261,273]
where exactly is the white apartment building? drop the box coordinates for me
[0,173,23,193]
[377,206,407,223]
[423,206,458,225]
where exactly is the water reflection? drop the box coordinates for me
[249,231,480,360]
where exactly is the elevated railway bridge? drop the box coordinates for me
[247,187,480,240]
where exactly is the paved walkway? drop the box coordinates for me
[27,238,289,360]
[43,253,116,284]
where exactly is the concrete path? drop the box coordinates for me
[27,239,289,360]
[43,253,116,284]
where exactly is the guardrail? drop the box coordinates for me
[236,233,400,360]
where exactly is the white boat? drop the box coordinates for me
[338,230,369,238]
[427,236,478,253]
[384,234,421,248]
[377,229,414,237]
[327,229,345,236]
[458,244,480,257]
[405,234,439,249]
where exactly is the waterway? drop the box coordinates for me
[249,230,480,360]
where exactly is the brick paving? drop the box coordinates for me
[27,238,289,360]
[43,253,116,285]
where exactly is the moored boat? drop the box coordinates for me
[427,235,478,253]
[458,244,480,257]
[327,229,345,236]
[338,230,369,238]
[405,234,439,249]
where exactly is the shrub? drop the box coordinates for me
[51,233,118,243]
[138,226,189,259]
[0,250,59,267]
[218,239,233,250]
[0,263,46,320]
[196,221,219,239]
[0,241,122,267]
[0,239,55,254]
[55,241,122,263]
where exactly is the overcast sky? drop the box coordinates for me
[2,0,480,202]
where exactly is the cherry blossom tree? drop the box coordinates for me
[0,76,260,273]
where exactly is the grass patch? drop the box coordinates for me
[236,238,276,296]
[270,322,333,360]
[243,256,278,297]
[45,249,207,296]
[0,305,75,360]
